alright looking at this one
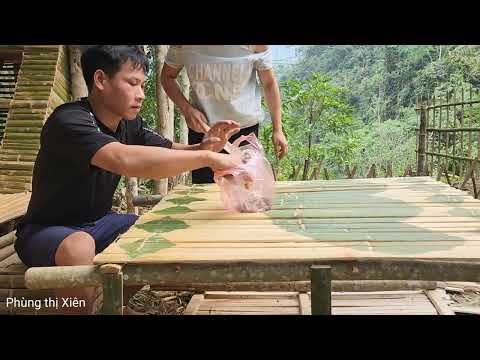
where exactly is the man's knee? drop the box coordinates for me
[55,231,95,266]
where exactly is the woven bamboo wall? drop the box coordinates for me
[0,45,72,194]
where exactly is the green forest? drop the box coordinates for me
[138,45,480,188]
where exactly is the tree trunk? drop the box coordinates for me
[367,164,377,178]
[154,45,175,196]
[125,177,138,215]
[386,162,393,177]
[177,67,190,185]
[302,158,310,181]
[323,167,330,180]
[68,45,88,100]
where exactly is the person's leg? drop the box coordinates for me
[54,231,97,315]
[85,212,143,308]
[188,127,215,183]
[15,224,95,314]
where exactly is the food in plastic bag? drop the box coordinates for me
[213,133,275,213]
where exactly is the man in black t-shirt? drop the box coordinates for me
[14,46,241,314]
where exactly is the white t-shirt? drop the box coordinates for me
[165,45,273,129]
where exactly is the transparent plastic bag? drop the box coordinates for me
[213,133,275,213]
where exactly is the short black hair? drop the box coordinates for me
[80,45,148,91]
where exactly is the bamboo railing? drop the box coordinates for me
[415,86,480,198]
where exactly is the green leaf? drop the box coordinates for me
[154,206,195,215]
[166,196,206,205]
[119,236,175,259]
[135,217,189,233]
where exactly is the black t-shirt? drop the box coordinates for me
[21,98,172,226]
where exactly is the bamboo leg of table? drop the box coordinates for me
[100,264,124,315]
[311,265,331,315]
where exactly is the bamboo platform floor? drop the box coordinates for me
[96,176,480,264]
[184,290,451,315]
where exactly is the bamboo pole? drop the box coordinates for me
[453,90,457,176]
[417,103,428,176]
[100,264,123,315]
[311,265,331,315]
[150,280,438,292]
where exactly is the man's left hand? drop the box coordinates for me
[200,120,240,152]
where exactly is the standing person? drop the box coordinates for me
[161,45,288,184]
[14,45,241,314]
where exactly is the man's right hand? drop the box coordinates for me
[185,106,210,133]
[207,151,242,173]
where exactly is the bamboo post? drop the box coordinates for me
[154,45,174,196]
[425,97,430,175]
[432,95,436,176]
[453,91,457,177]
[437,94,444,181]
[310,265,331,315]
[417,103,428,176]
[459,88,465,176]
[468,86,472,160]
[100,264,123,315]
[445,92,450,180]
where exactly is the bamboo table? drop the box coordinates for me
[90,176,480,314]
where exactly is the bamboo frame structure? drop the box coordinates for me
[416,86,480,197]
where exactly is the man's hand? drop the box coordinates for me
[207,151,242,172]
[185,107,210,133]
[272,129,288,160]
[200,120,240,153]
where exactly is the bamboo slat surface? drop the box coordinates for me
[95,176,480,264]
[0,192,30,223]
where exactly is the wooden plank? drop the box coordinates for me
[204,291,299,299]
[332,308,438,315]
[331,299,432,307]
[183,294,204,315]
[196,309,299,315]
[201,299,299,306]
[199,304,299,312]
[449,305,480,315]
[298,293,311,315]
[425,289,455,315]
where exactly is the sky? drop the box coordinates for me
[270,45,299,65]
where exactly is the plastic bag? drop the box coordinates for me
[213,133,275,213]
